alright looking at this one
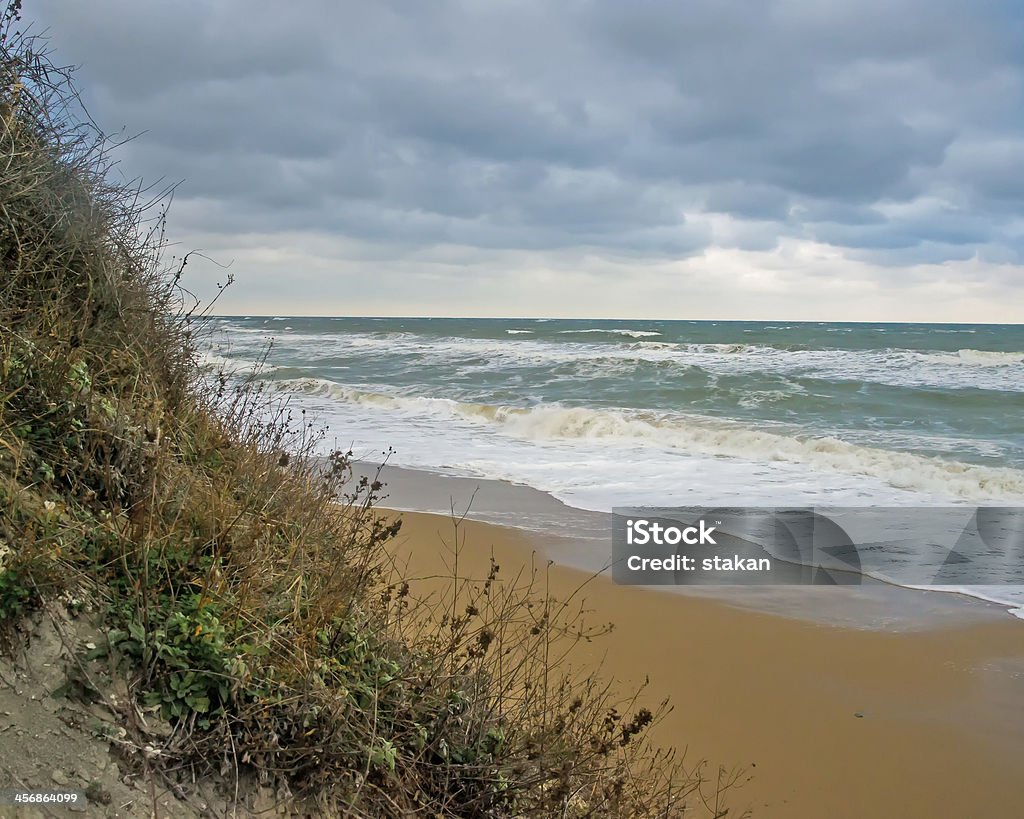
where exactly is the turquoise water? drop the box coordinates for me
[206,317,1023,478]
[203,316,1024,615]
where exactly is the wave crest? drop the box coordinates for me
[918,349,1024,367]
[287,381,1024,502]
[558,328,663,338]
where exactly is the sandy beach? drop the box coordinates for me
[387,507,1024,819]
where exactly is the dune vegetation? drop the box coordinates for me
[0,4,728,815]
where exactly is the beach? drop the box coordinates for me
[388,506,1024,819]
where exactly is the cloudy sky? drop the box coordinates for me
[29,0,1024,321]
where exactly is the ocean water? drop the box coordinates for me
[201,316,1024,617]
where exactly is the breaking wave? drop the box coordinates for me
[917,349,1024,367]
[558,328,663,338]
[286,381,1024,503]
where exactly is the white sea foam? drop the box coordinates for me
[286,381,1024,503]
[218,327,273,335]
[217,328,1023,392]
[212,320,1024,392]
[917,349,1024,366]
[197,351,258,373]
[681,342,753,354]
[558,328,663,338]
[906,585,1024,621]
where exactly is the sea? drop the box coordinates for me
[202,316,1024,619]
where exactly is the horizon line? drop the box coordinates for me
[203,314,1024,327]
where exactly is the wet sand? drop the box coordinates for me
[387,508,1024,819]
[361,461,1013,631]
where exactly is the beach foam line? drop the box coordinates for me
[904,584,1024,621]
[917,349,1024,366]
[285,380,1024,502]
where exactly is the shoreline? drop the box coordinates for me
[356,460,1018,629]
[387,506,1024,818]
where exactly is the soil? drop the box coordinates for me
[0,605,283,819]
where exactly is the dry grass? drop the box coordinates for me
[0,4,734,815]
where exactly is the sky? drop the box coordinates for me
[26,0,1024,322]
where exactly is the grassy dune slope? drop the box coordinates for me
[0,5,711,815]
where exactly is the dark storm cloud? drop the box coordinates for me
[26,0,1024,279]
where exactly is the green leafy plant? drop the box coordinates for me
[0,567,33,620]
